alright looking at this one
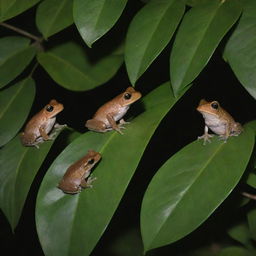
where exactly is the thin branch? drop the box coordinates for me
[0,22,42,42]
[242,192,256,200]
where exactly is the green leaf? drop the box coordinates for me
[125,0,185,85]
[37,41,123,91]
[0,77,35,147]
[141,123,255,252]
[170,0,242,96]
[73,0,128,47]
[0,127,63,230]
[217,246,252,256]
[36,0,73,39]
[246,172,256,188]
[224,0,256,100]
[0,36,36,89]
[36,82,189,256]
[247,208,256,241]
[228,222,253,250]
[0,0,40,22]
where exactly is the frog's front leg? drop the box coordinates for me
[106,114,125,134]
[39,127,50,140]
[80,176,97,189]
[218,122,230,143]
[198,125,214,145]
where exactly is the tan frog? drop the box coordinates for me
[197,99,243,144]
[85,87,141,134]
[20,99,64,148]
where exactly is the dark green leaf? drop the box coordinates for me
[224,0,256,100]
[247,208,256,240]
[73,0,128,47]
[37,41,123,91]
[0,77,35,147]
[228,222,253,250]
[217,246,252,256]
[36,82,189,256]
[36,0,73,39]
[186,0,209,7]
[0,0,40,22]
[246,172,256,188]
[125,0,185,85]
[0,127,64,230]
[170,0,242,96]
[0,36,36,89]
[141,123,255,251]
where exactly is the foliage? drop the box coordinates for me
[0,0,255,255]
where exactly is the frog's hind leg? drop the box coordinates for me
[80,176,97,189]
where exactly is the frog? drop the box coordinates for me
[197,99,243,144]
[58,150,101,194]
[85,87,141,134]
[20,99,64,148]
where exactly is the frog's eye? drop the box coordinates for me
[46,105,54,112]
[88,159,95,165]
[211,102,219,109]
[124,93,132,100]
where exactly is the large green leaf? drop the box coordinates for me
[0,0,40,22]
[36,82,189,256]
[0,127,64,230]
[0,77,35,147]
[224,0,256,100]
[73,0,128,47]
[125,0,185,85]
[170,0,242,96]
[0,36,36,89]
[37,41,123,91]
[141,123,255,251]
[36,0,73,39]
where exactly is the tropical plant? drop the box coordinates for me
[0,0,256,255]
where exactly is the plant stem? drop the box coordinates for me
[0,22,42,42]
[242,192,256,200]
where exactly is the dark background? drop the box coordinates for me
[1,2,256,255]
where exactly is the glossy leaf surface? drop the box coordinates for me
[0,0,40,22]
[36,0,73,39]
[170,0,242,96]
[125,0,185,85]
[74,0,127,47]
[0,77,35,147]
[224,0,256,100]
[0,128,63,230]
[37,41,123,91]
[141,123,254,251]
[0,36,36,89]
[36,82,189,256]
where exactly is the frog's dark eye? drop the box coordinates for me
[124,93,131,100]
[211,102,219,109]
[88,159,94,165]
[46,105,54,112]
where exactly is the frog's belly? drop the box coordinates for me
[104,106,129,127]
[203,114,226,135]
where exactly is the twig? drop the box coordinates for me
[0,22,42,42]
[242,192,256,200]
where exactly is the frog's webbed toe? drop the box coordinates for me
[198,133,214,145]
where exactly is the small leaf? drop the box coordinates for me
[0,127,63,230]
[0,0,40,22]
[0,77,35,147]
[228,222,253,250]
[36,0,73,39]
[246,172,256,188]
[36,82,190,256]
[0,36,36,89]
[170,0,242,96]
[247,208,256,241]
[224,0,256,100]
[141,123,255,251]
[125,0,185,85]
[217,246,252,256]
[37,41,123,91]
[73,0,128,47]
